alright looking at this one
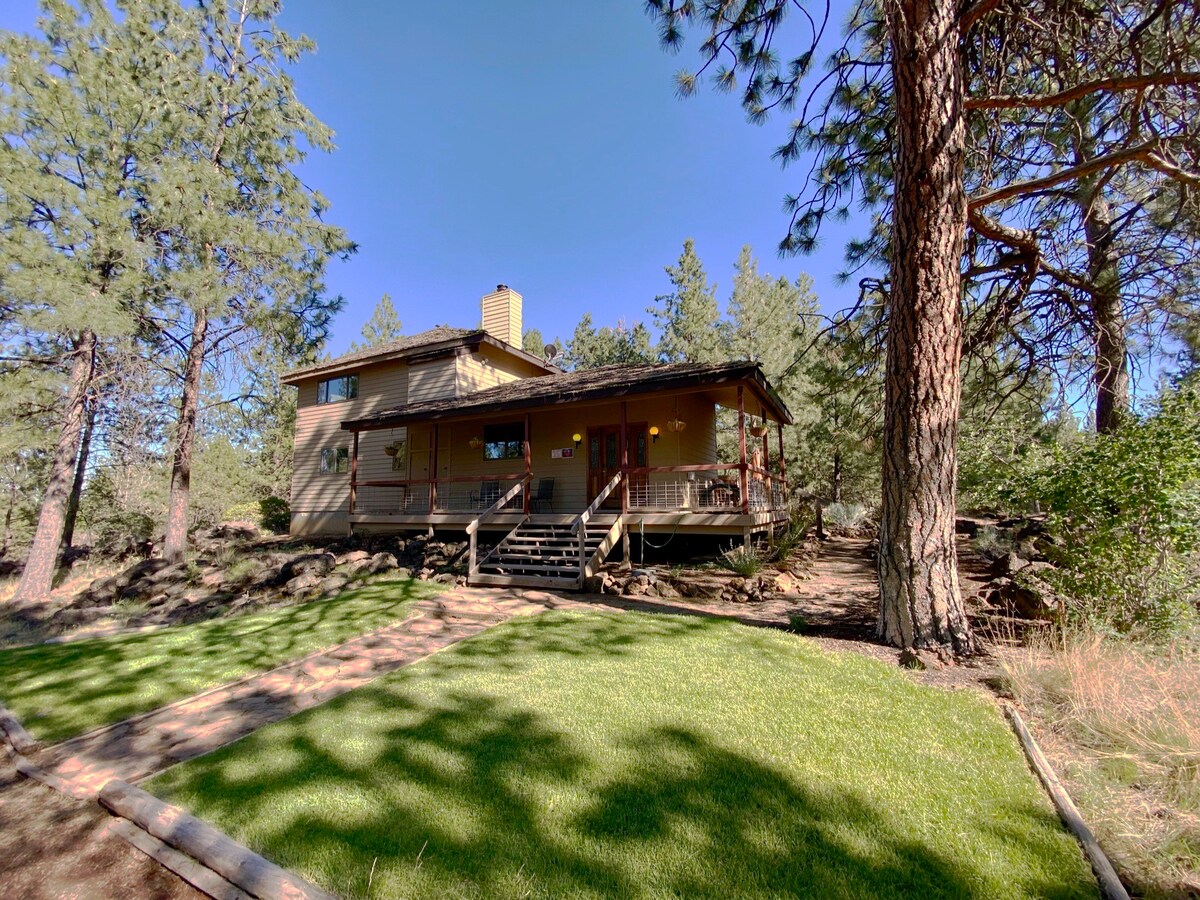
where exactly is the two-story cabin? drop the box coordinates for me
[282,285,793,589]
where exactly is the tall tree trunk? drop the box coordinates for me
[163,309,208,562]
[831,447,843,504]
[1082,189,1128,434]
[61,393,97,549]
[877,0,975,653]
[13,331,98,602]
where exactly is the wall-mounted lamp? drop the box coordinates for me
[572,432,582,448]
[666,417,686,433]
[649,425,660,443]
[468,436,484,450]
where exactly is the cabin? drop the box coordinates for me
[282,285,793,588]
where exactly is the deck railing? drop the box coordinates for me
[351,474,528,516]
[466,475,533,576]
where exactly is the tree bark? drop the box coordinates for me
[877,0,976,653]
[13,331,98,602]
[831,447,843,504]
[163,309,209,562]
[1082,188,1129,434]
[61,392,97,549]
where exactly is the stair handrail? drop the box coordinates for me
[467,474,532,576]
[572,473,623,580]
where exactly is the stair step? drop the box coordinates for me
[469,573,580,589]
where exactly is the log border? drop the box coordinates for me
[100,779,337,900]
[1004,704,1130,900]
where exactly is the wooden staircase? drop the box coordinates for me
[470,521,609,589]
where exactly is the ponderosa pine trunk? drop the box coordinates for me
[13,331,98,602]
[1083,189,1129,434]
[61,393,96,549]
[163,308,208,562]
[877,0,976,653]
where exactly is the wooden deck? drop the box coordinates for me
[348,509,788,536]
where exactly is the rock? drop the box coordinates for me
[432,572,456,584]
[603,581,621,595]
[770,571,799,594]
[283,572,322,596]
[1001,552,1031,576]
[582,575,606,594]
[625,579,648,597]
[652,581,681,599]
[336,550,371,566]
[981,574,1059,619]
[279,552,336,582]
[899,647,951,670]
[417,567,434,580]
[955,518,981,536]
[316,574,351,595]
[114,558,173,590]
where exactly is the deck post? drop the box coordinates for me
[349,430,359,516]
[760,405,771,509]
[777,420,788,515]
[619,401,629,515]
[737,386,749,515]
[429,423,438,514]
[523,413,532,515]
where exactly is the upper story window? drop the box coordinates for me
[320,447,350,474]
[317,373,358,404]
[483,422,524,460]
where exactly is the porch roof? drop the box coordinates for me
[341,360,793,431]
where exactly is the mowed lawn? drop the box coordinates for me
[147,610,1098,899]
[0,576,437,743]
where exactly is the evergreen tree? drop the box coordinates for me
[1,1,155,600]
[350,294,403,351]
[522,328,546,359]
[566,314,656,369]
[649,239,727,363]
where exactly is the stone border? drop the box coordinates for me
[1004,704,1130,900]
[0,700,41,754]
[100,779,336,900]
[106,817,252,900]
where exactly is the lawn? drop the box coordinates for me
[147,610,1098,899]
[0,575,437,743]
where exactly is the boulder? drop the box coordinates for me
[279,552,336,582]
[316,574,351,595]
[336,550,371,566]
[770,571,800,594]
[582,575,606,594]
[283,572,323,596]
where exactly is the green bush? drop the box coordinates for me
[716,544,764,577]
[999,380,1200,636]
[92,509,157,557]
[259,496,290,534]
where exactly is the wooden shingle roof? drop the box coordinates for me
[341,360,793,430]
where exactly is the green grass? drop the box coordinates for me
[0,576,436,743]
[147,611,1098,899]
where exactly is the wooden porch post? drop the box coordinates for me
[429,423,438,514]
[737,386,749,515]
[760,404,771,503]
[619,401,629,514]
[777,420,788,512]
[523,412,532,515]
[349,430,359,516]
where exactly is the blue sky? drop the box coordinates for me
[1,1,868,357]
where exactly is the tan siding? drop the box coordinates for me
[481,287,522,346]
[407,358,458,403]
[455,344,547,396]
[289,361,408,533]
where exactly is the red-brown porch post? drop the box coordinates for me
[777,420,788,508]
[349,430,359,515]
[737,386,749,515]
[429,423,438,514]
[523,412,532,515]
[619,401,629,514]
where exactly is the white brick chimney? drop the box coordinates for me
[481,284,522,347]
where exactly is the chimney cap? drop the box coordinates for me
[496,283,508,291]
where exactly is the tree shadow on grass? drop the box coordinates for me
[147,612,1097,899]
[0,577,429,743]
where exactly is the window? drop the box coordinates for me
[317,374,358,404]
[483,422,524,460]
[320,447,350,474]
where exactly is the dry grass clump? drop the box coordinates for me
[1004,632,1200,898]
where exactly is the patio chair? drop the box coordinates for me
[471,480,500,509]
[531,477,555,513]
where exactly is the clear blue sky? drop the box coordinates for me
[1,1,868,357]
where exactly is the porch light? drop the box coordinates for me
[468,436,484,450]
[572,433,582,448]
[666,417,686,433]
[649,426,660,443]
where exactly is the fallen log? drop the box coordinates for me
[99,779,336,900]
[108,818,252,900]
[1005,705,1129,900]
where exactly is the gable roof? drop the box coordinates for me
[341,360,793,431]
[281,326,557,384]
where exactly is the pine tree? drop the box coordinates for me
[522,328,546,359]
[649,239,727,363]
[566,314,656,369]
[350,294,403,351]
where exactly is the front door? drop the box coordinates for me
[587,423,647,507]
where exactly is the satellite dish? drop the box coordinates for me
[543,343,560,361]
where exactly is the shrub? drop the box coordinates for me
[998,380,1200,636]
[823,502,868,530]
[91,510,156,557]
[716,544,764,577]
[259,496,290,534]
